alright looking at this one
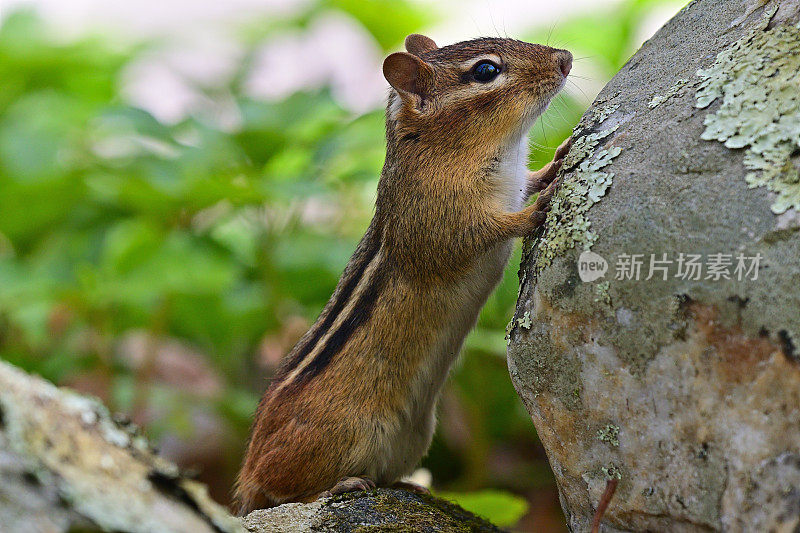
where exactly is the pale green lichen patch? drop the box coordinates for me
[561,125,618,171]
[597,424,620,447]
[506,311,533,345]
[649,78,689,109]
[589,103,620,125]
[696,6,800,215]
[518,311,532,330]
[595,280,611,304]
[601,463,622,480]
[536,126,622,269]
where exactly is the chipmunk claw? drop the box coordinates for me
[520,177,559,234]
[535,176,560,210]
[554,136,572,161]
[527,137,570,196]
[549,157,564,178]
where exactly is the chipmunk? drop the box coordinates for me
[235,34,572,514]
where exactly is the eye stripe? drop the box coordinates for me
[458,54,502,69]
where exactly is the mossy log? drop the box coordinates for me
[508,0,800,531]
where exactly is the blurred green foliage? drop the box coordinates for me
[441,490,529,528]
[0,0,686,527]
[524,0,686,77]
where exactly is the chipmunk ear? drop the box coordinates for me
[383,52,434,100]
[405,34,438,56]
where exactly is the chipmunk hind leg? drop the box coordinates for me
[233,481,280,516]
[235,469,334,514]
[234,426,341,513]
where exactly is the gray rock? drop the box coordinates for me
[0,360,243,533]
[509,0,800,531]
[0,360,503,532]
[242,490,502,533]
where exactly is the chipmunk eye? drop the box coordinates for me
[472,61,501,82]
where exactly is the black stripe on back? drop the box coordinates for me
[275,234,380,381]
[296,263,387,383]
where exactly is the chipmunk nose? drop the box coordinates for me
[556,50,573,78]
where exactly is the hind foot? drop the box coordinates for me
[391,480,430,495]
[320,476,376,498]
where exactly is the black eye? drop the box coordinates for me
[472,61,500,82]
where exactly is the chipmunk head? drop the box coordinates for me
[383,34,571,152]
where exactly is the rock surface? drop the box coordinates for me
[0,360,243,533]
[242,490,502,533]
[0,360,501,532]
[508,0,800,531]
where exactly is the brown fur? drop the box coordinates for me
[235,35,572,514]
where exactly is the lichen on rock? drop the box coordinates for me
[518,311,532,330]
[509,1,800,531]
[696,5,800,214]
[535,125,622,270]
[648,78,689,109]
[596,424,620,447]
[587,103,620,125]
[600,464,622,481]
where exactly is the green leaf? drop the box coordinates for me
[438,490,529,528]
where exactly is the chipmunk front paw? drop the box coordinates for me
[553,135,572,161]
[518,176,559,234]
[533,176,559,211]
[526,136,572,196]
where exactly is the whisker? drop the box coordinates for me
[548,36,581,50]
[567,79,593,104]
[540,119,549,147]
[468,12,482,36]
[487,2,501,39]
[546,20,558,47]
[527,135,552,152]
[567,88,592,107]
[548,98,573,127]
